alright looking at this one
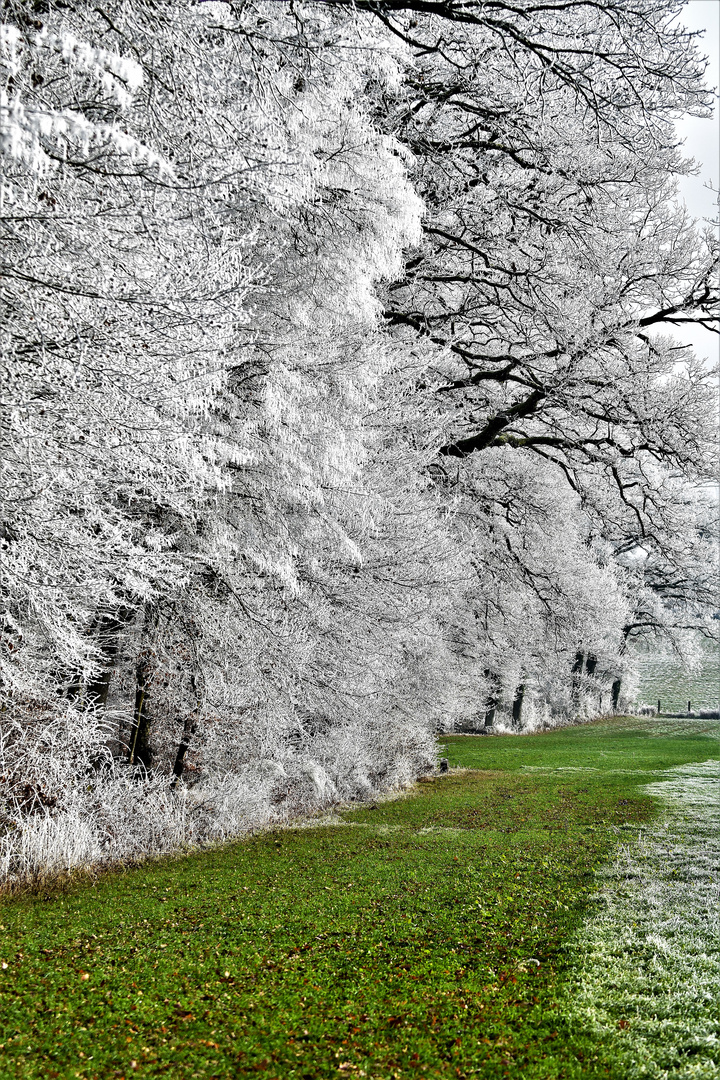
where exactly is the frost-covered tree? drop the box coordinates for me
[356,0,719,707]
[0,0,467,877]
[0,0,717,880]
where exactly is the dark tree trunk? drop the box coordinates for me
[128,651,153,769]
[571,650,584,705]
[172,718,196,785]
[484,669,499,726]
[85,670,113,709]
[66,606,133,708]
[172,675,202,786]
[512,683,525,727]
[86,609,131,707]
[585,654,598,676]
[611,678,622,711]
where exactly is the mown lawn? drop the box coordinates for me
[0,719,717,1080]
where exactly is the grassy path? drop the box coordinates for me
[0,718,718,1079]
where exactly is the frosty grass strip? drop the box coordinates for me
[566,755,720,1079]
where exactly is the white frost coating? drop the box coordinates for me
[36,28,143,104]
[0,24,20,73]
[565,737,720,1078]
[0,94,167,174]
[0,23,163,180]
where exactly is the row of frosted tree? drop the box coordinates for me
[1,0,718,879]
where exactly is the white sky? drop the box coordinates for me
[676,0,719,221]
[673,0,719,363]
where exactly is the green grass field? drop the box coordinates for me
[1,718,717,1079]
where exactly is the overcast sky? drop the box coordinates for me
[676,0,719,216]
[674,0,719,363]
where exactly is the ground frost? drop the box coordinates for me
[568,757,720,1078]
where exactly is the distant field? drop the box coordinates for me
[1,719,718,1079]
[634,638,720,713]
